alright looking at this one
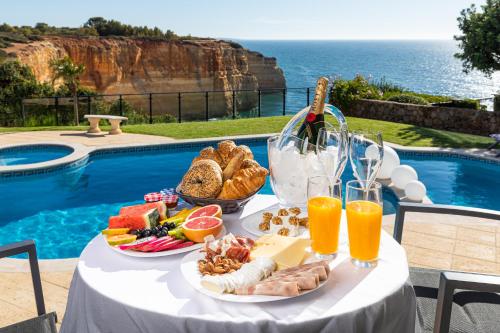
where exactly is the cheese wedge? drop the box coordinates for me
[250,234,311,270]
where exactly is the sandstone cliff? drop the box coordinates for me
[8,36,285,119]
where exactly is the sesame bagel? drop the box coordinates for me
[180,160,223,198]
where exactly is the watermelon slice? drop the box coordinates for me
[120,202,167,220]
[109,209,159,230]
[118,236,157,250]
[149,239,185,252]
[167,241,194,250]
[134,237,182,252]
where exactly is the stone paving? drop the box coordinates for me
[0,130,499,328]
[0,130,174,147]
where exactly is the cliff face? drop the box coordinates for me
[8,37,285,119]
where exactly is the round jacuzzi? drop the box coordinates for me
[0,144,74,166]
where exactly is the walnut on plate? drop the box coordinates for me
[299,217,309,228]
[277,208,289,216]
[277,227,290,236]
[262,212,273,223]
[289,216,300,226]
[289,207,301,215]
[271,216,283,225]
[259,220,270,231]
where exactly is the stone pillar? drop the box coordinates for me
[494,94,500,113]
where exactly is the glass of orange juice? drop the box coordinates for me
[346,180,383,268]
[307,176,342,259]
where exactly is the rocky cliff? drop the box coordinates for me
[8,36,285,119]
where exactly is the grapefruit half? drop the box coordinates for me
[186,204,222,221]
[182,216,223,243]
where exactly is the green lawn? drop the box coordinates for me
[0,116,494,149]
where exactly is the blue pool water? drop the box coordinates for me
[0,140,498,259]
[0,145,72,166]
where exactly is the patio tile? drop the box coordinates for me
[401,230,455,253]
[404,221,458,240]
[453,240,496,262]
[403,245,453,270]
[0,272,69,327]
[451,255,499,275]
[456,227,495,246]
[0,299,34,327]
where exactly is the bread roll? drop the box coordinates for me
[180,160,223,198]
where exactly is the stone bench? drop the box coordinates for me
[84,115,128,135]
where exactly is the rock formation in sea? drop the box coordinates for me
[7,36,286,119]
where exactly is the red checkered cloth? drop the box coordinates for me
[144,192,163,202]
[144,192,179,206]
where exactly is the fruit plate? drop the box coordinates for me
[240,207,310,238]
[180,250,331,303]
[175,184,264,214]
[105,226,226,258]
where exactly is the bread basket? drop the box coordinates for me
[175,184,264,214]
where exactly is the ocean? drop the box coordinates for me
[238,40,499,100]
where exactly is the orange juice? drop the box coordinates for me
[346,200,383,261]
[307,196,342,254]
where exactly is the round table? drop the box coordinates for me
[60,195,416,333]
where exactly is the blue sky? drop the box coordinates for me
[0,0,486,40]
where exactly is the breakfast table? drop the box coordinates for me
[60,194,416,333]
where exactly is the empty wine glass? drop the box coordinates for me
[349,131,384,189]
[316,123,349,182]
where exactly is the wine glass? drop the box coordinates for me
[349,131,384,189]
[316,123,349,182]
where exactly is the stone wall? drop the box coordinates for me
[347,99,499,136]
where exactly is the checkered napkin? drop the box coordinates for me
[144,192,163,202]
[160,188,180,206]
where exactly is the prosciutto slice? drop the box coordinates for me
[235,281,300,297]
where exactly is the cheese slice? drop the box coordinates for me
[250,234,311,270]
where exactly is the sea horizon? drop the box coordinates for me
[237,39,499,100]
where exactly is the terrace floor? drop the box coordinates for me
[0,130,174,147]
[0,130,499,328]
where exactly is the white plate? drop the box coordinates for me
[240,208,310,238]
[106,226,226,258]
[180,250,331,303]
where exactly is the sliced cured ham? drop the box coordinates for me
[235,281,300,297]
[272,266,328,281]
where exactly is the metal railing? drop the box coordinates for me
[9,87,315,127]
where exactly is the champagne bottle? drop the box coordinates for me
[296,77,329,151]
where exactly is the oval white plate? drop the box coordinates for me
[105,226,226,258]
[180,250,331,303]
[240,210,310,238]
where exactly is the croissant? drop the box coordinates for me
[217,140,237,168]
[217,166,268,200]
[192,146,223,166]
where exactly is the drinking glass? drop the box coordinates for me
[307,176,342,259]
[349,131,383,190]
[316,123,349,182]
[345,180,383,268]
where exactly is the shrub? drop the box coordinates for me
[433,99,481,110]
[329,75,382,111]
[387,94,429,105]
[372,77,406,94]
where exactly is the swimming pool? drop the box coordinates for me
[0,144,73,166]
[0,138,498,259]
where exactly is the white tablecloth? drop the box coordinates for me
[60,195,416,333]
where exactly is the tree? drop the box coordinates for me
[454,0,500,76]
[0,61,53,124]
[50,56,85,125]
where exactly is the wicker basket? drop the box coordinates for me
[175,184,263,214]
